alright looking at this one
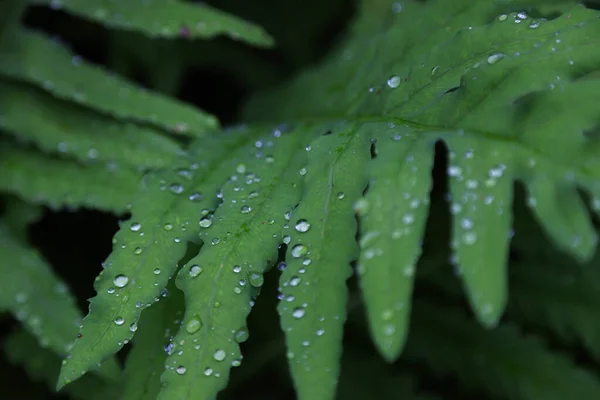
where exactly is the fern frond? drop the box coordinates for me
[0,223,81,356]
[405,300,600,400]
[122,283,184,400]
[4,330,122,400]
[159,128,308,399]
[58,132,257,387]
[51,1,600,398]
[0,81,182,169]
[357,126,434,360]
[31,0,274,47]
[0,144,139,212]
[244,0,600,361]
[0,28,218,136]
[277,127,369,400]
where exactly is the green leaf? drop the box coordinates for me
[406,300,600,400]
[122,283,185,400]
[32,0,274,47]
[4,330,122,400]
[0,28,218,136]
[356,125,434,361]
[0,223,81,356]
[58,132,256,388]
[278,127,370,400]
[0,81,182,169]
[159,128,307,400]
[0,143,140,212]
[246,1,600,327]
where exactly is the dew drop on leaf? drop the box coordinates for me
[487,53,505,65]
[113,274,129,288]
[213,349,226,361]
[292,308,306,319]
[387,75,401,88]
[235,327,249,343]
[294,219,311,232]
[249,272,264,287]
[204,367,213,376]
[186,316,203,334]
[169,183,184,194]
[189,192,204,202]
[189,265,203,277]
[129,322,138,332]
[290,276,301,287]
[114,317,125,325]
[199,217,212,228]
[130,222,141,232]
[134,247,143,255]
[176,366,187,375]
[240,205,252,214]
[291,244,308,258]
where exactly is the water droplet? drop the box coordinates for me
[487,53,505,65]
[213,349,226,361]
[291,244,308,258]
[290,276,301,287]
[199,218,212,228]
[516,10,528,20]
[236,163,247,174]
[431,65,440,76]
[316,329,325,336]
[241,206,252,214]
[235,328,249,343]
[189,192,204,202]
[176,366,187,375]
[130,222,141,232]
[113,275,129,288]
[186,317,203,334]
[447,166,462,177]
[163,223,173,231]
[381,309,393,321]
[129,323,138,332]
[134,247,143,255]
[463,232,478,245]
[460,218,473,230]
[337,192,345,200]
[169,183,184,194]
[529,20,539,29]
[294,219,311,233]
[204,367,213,376]
[232,265,242,273]
[282,235,291,244]
[249,273,264,287]
[189,265,203,277]
[387,75,401,88]
[498,14,508,21]
[292,308,306,319]
[114,317,125,325]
